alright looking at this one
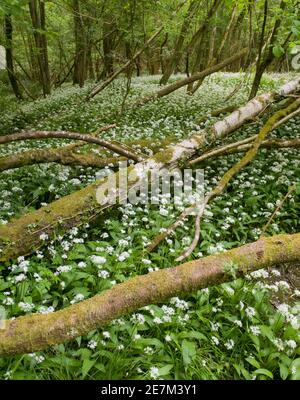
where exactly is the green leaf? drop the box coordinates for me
[279,364,289,380]
[246,357,260,369]
[182,340,197,366]
[158,364,173,376]
[82,359,96,379]
[273,46,285,58]
[254,368,273,379]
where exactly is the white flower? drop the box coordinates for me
[159,208,169,216]
[149,366,159,379]
[14,273,26,283]
[18,302,34,312]
[245,307,256,318]
[211,336,219,345]
[165,335,172,342]
[277,281,290,291]
[118,251,130,262]
[38,306,54,314]
[98,269,110,279]
[249,325,260,336]
[90,255,107,265]
[39,233,48,241]
[233,319,242,327]
[78,261,87,269]
[224,339,235,350]
[118,239,129,246]
[103,331,110,339]
[70,293,84,304]
[170,297,189,310]
[286,340,297,350]
[3,297,14,305]
[33,273,42,282]
[144,346,154,355]
[161,305,175,316]
[211,322,221,332]
[87,340,97,350]
[131,313,145,324]
[55,265,72,275]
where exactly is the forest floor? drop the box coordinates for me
[0,73,299,380]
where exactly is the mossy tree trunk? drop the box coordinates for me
[0,233,299,356]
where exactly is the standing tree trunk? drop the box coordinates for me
[4,14,22,99]
[159,0,198,85]
[99,16,116,79]
[28,0,51,96]
[73,0,87,87]
[186,0,222,93]
[249,0,286,100]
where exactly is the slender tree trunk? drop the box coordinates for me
[4,14,22,99]
[73,0,87,87]
[186,0,222,93]
[28,0,51,96]
[249,0,286,100]
[159,0,198,85]
[100,16,116,79]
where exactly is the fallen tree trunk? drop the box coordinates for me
[0,137,177,172]
[196,105,238,125]
[0,232,299,357]
[0,76,299,262]
[87,27,163,100]
[0,128,143,162]
[0,146,123,172]
[190,104,300,165]
[134,49,249,106]
[193,138,300,162]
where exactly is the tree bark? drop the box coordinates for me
[0,232,299,356]
[0,76,299,262]
[73,0,87,87]
[0,128,143,162]
[0,137,176,172]
[249,0,286,100]
[4,15,23,99]
[28,0,51,96]
[159,0,198,85]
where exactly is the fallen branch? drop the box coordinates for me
[190,105,300,165]
[134,49,249,107]
[196,105,237,125]
[261,185,296,236]
[189,138,300,163]
[0,232,299,356]
[0,127,144,162]
[0,77,299,262]
[0,137,177,172]
[148,98,300,258]
[87,27,163,100]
